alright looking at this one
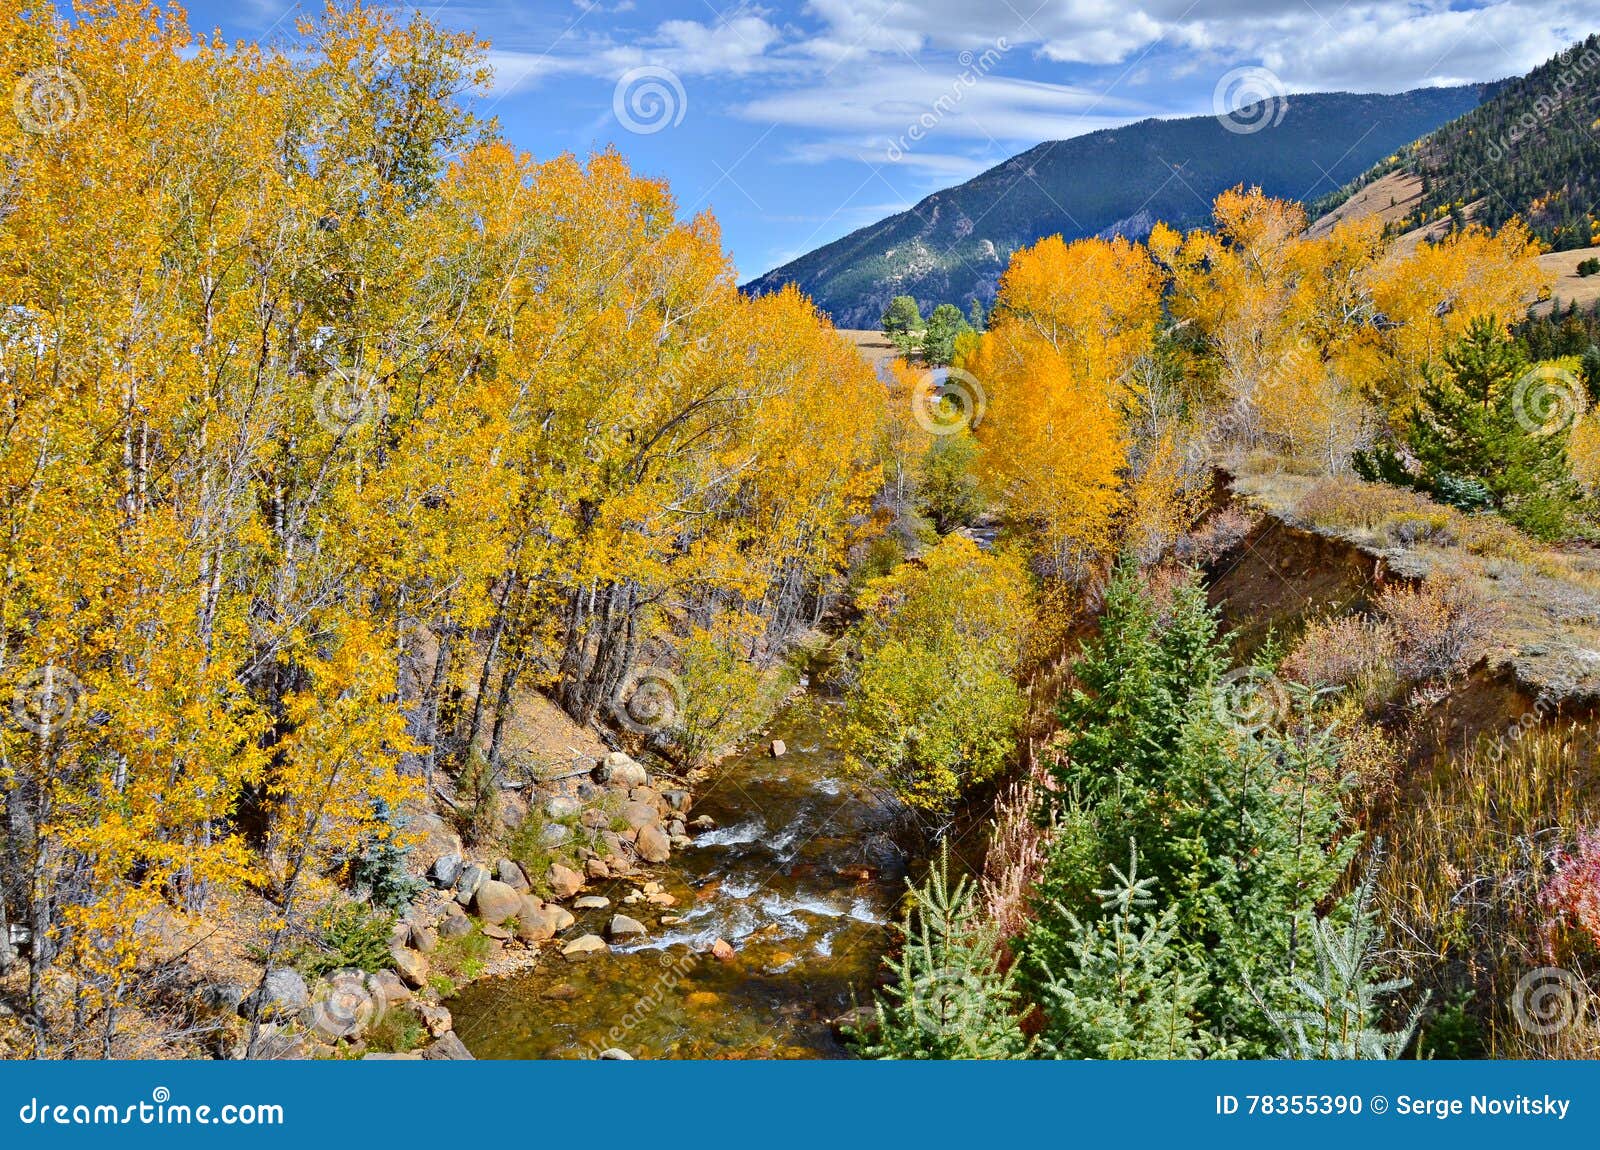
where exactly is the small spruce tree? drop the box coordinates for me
[1403,316,1577,536]
[1263,860,1427,1059]
[1033,843,1219,1059]
[855,845,1028,1059]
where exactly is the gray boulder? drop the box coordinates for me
[421,1032,475,1060]
[495,858,530,893]
[454,862,488,906]
[544,794,582,819]
[437,902,472,940]
[238,967,308,1021]
[429,853,463,889]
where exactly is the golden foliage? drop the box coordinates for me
[0,0,888,1046]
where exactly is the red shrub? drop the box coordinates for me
[1541,829,1600,959]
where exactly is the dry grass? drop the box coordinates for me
[1530,245,1600,316]
[1232,468,1600,704]
[1307,170,1424,239]
[1381,725,1600,1056]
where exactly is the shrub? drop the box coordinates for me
[916,431,984,533]
[1174,504,1258,565]
[290,900,396,979]
[429,927,493,992]
[675,613,769,768]
[841,535,1031,814]
[501,814,556,896]
[1294,475,1439,534]
[1379,509,1456,547]
[1540,828,1600,959]
[1282,615,1396,692]
[363,1008,427,1054]
[1453,512,1534,561]
[1375,577,1498,681]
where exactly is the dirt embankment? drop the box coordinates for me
[1202,470,1600,763]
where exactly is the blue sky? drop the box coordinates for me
[187,0,1592,280]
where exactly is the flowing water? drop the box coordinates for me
[448,687,908,1059]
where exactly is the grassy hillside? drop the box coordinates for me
[1311,36,1600,250]
[744,87,1482,328]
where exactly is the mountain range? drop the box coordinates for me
[743,86,1486,328]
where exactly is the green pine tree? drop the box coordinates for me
[1264,858,1427,1059]
[1581,344,1600,407]
[1033,842,1221,1059]
[854,844,1029,1059]
[881,295,924,356]
[1029,563,1357,1055]
[921,302,971,366]
[1403,315,1577,537]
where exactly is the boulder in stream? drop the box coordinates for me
[608,914,646,940]
[561,934,609,957]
